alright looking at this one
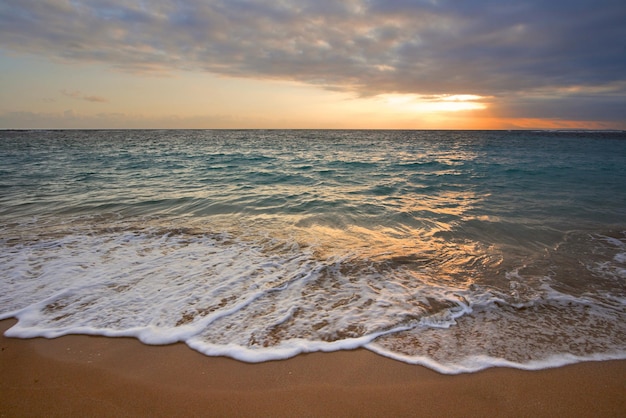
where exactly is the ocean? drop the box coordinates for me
[1,129,625,374]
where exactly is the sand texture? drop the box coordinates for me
[1,320,625,417]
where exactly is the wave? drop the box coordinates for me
[1,129,625,373]
[2,221,625,374]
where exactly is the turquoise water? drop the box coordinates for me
[1,130,625,373]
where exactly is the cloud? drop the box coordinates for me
[61,89,108,103]
[83,95,108,103]
[61,90,82,99]
[495,85,626,122]
[1,0,625,123]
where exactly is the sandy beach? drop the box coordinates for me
[1,319,624,417]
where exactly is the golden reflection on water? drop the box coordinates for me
[297,221,501,285]
[283,179,511,290]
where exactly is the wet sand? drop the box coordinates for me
[1,319,624,417]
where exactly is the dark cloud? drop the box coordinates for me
[496,88,626,122]
[1,0,624,123]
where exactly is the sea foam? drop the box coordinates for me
[2,130,626,374]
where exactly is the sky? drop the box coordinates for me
[1,0,625,130]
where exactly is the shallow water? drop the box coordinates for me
[1,129,625,373]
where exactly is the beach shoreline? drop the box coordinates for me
[1,319,624,417]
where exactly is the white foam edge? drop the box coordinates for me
[418,300,472,329]
[186,325,411,363]
[2,292,265,345]
[4,315,413,365]
[2,264,323,345]
[365,343,626,375]
[8,313,623,376]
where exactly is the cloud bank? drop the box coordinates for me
[1,0,625,125]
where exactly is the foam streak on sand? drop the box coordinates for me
[1,130,625,374]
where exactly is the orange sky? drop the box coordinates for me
[1,1,624,130]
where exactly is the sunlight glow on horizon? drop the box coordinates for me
[0,1,624,130]
[378,94,489,114]
[1,55,621,130]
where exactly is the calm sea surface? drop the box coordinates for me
[1,130,625,373]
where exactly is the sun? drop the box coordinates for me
[379,94,490,113]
